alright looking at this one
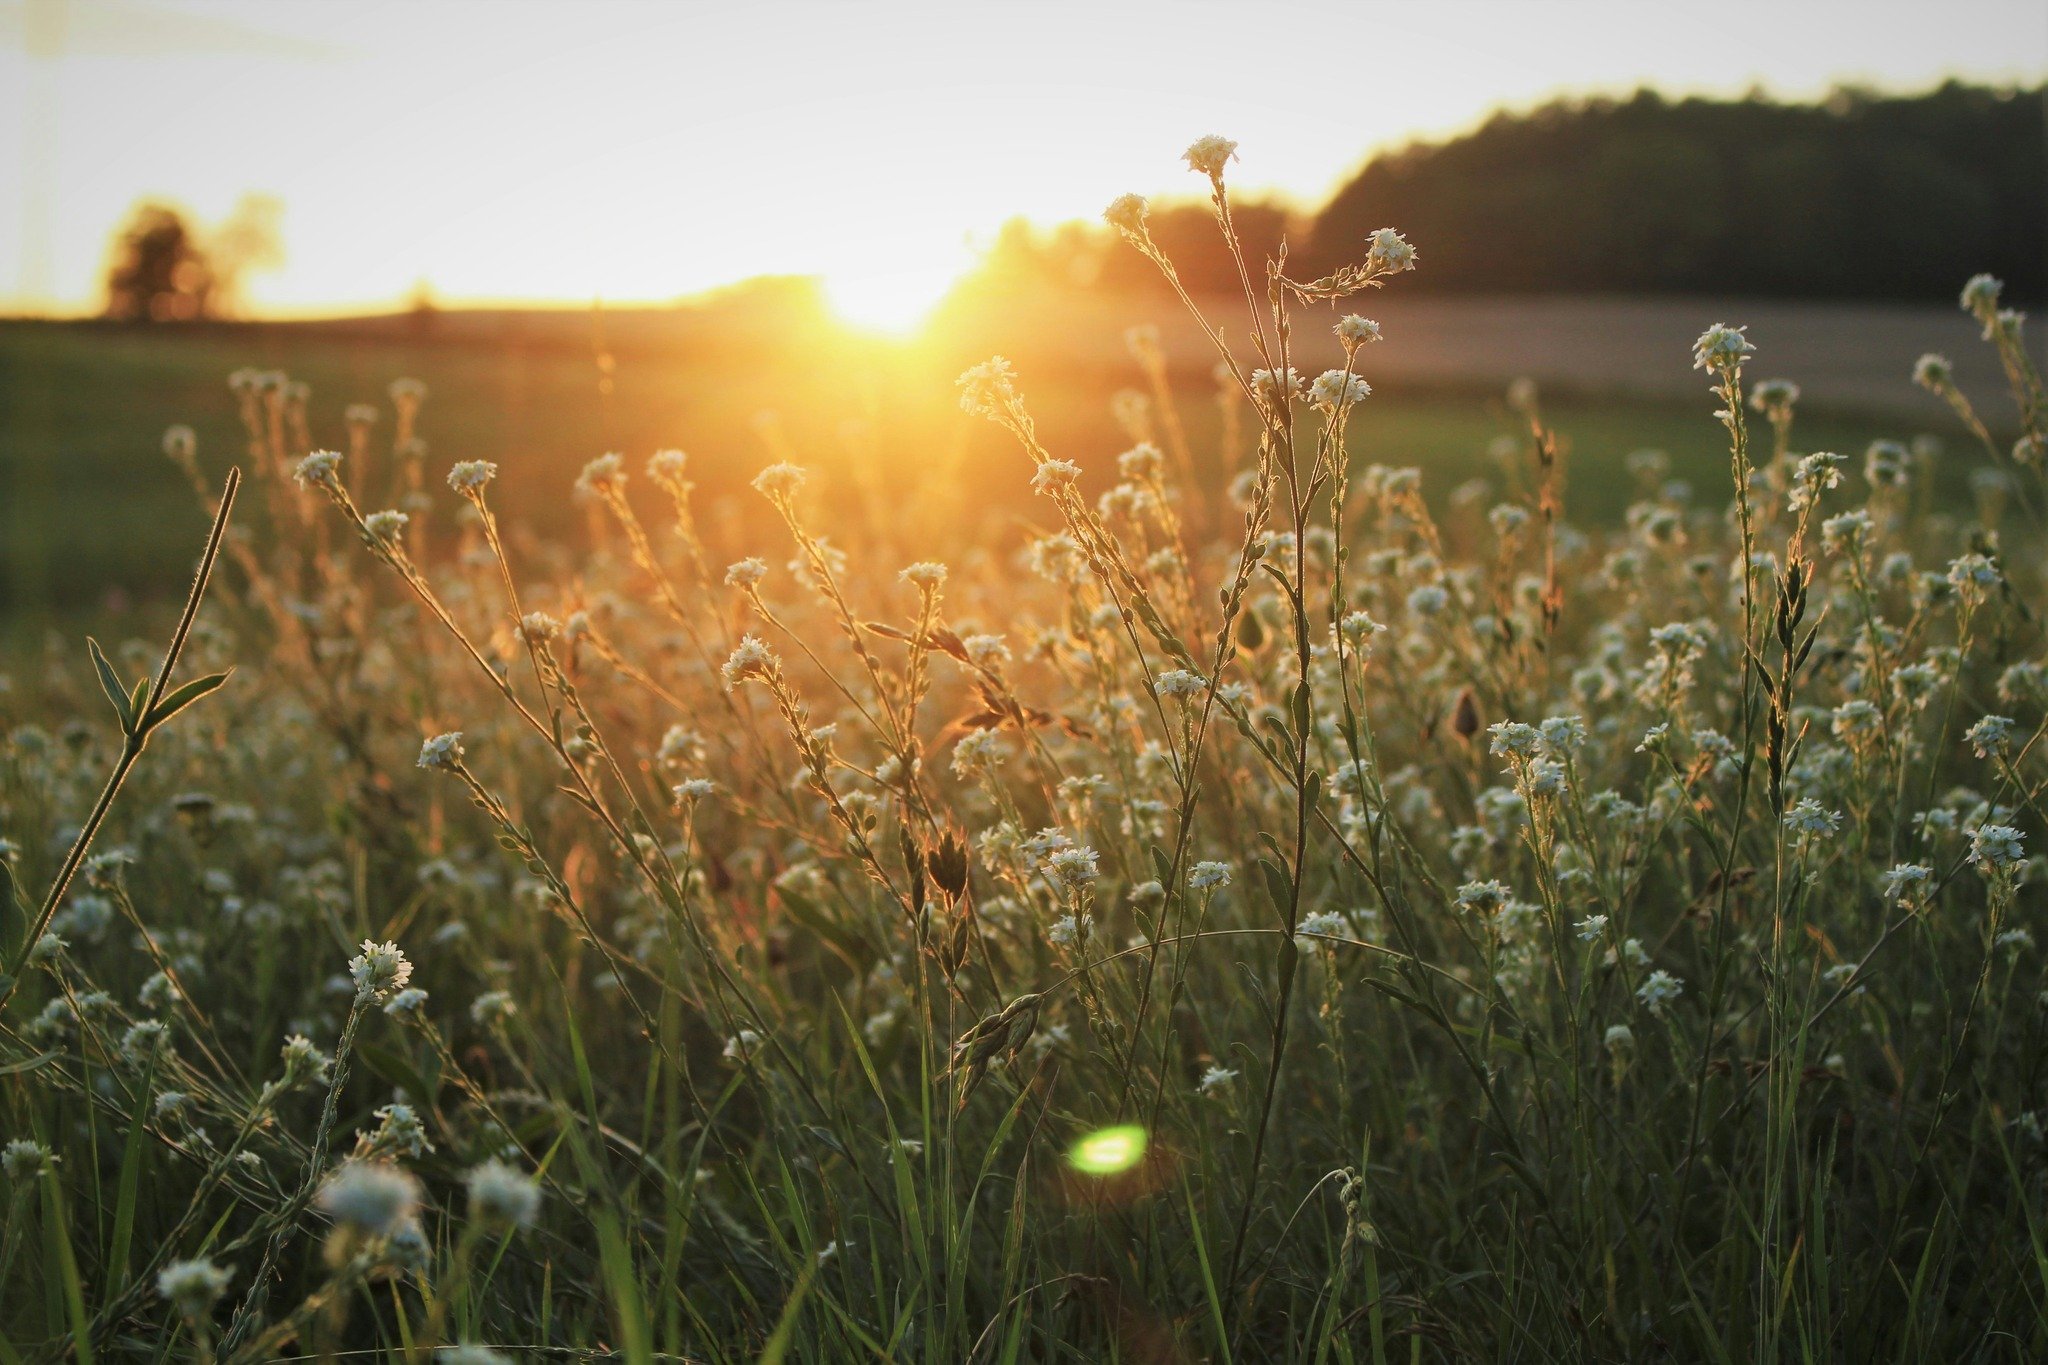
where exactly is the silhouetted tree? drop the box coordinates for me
[102,195,283,322]
[104,203,217,322]
[206,194,286,315]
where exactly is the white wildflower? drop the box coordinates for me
[383,988,429,1019]
[1335,315,1382,346]
[4,1140,56,1181]
[1636,970,1684,1015]
[1456,880,1512,915]
[363,509,409,546]
[349,940,412,1003]
[721,635,777,689]
[1965,714,2015,759]
[157,1258,232,1315]
[1971,823,2025,872]
[465,1158,541,1230]
[1183,135,1238,179]
[1881,863,1933,903]
[447,460,497,494]
[1030,459,1082,495]
[1365,228,1417,273]
[575,453,625,497]
[751,461,808,501]
[957,357,1020,419]
[316,1160,420,1237]
[418,732,465,771]
[1691,323,1754,375]
[1045,846,1100,889]
[1309,370,1371,410]
[950,730,1010,779]
[1782,799,1841,837]
[292,450,343,490]
[1104,193,1150,240]
[963,634,1011,667]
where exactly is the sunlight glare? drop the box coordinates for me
[821,261,962,337]
[1068,1125,1149,1176]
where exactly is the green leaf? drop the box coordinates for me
[1258,561,1297,607]
[40,1175,94,1365]
[87,638,135,734]
[594,1203,655,1365]
[0,1048,59,1076]
[1360,976,1423,1014]
[1494,1150,1549,1203]
[559,786,604,817]
[1149,845,1173,884]
[108,1065,154,1286]
[141,669,231,730]
[1258,857,1293,917]
[755,1259,818,1365]
[1181,1178,1235,1365]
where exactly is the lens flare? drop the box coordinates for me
[1068,1125,1148,1176]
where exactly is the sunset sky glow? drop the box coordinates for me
[3,0,2043,327]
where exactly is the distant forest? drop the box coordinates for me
[957,82,2045,304]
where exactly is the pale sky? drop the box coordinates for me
[3,0,2044,327]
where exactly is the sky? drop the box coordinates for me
[3,0,2044,328]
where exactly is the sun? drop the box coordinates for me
[820,260,964,337]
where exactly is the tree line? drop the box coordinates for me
[953,81,2044,306]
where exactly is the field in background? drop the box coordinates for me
[0,290,2016,630]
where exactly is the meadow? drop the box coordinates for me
[0,290,1955,626]
[1,139,2045,1363]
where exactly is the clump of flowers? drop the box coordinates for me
[157,1258,232,1319]
[1692,323,1755,375]
[448,459,498,495]
[418,732,465,771]
[316,1160,421,1239]
[466,1158,542,1231]
[349,940,413,1004]
[1183,134,1239,181]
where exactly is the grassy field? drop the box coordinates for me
[0,305,1960,629]
[2,237,2044,1360]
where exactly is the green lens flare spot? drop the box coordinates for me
[1069,1125,1147,1176]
